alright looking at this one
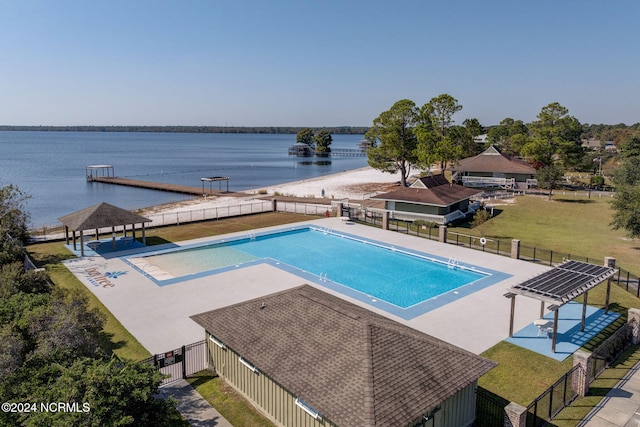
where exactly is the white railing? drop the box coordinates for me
[461,176,515,188]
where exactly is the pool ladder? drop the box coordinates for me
[246,231,256,241]
[447,257,459,269]
[319,272,329,282]
[322,227,333,235]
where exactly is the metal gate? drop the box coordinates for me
[140,340,207,386]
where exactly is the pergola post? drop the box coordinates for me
[64,226,70,245]
[112,226,117,251]
[540,301,545,318]
[552,308,559,353]
[79,230,85,257]
[581,291,589,332]
[72,231,77,250]
[604,257,616,314]
[142,224,146,245]
[507,294,516,337]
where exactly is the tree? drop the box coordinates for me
[471,208,491,236]
[19,358,180,427]
[487,118,529,156]
[366,99,420,187]
[536,164,565,200]
[296,128,314,146]
[610,141,640,237]
[313,130,332,154]
[523,102,583,168]
[415,94,465,171]
[0,185,31,246]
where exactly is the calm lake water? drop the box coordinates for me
[0,131,367,228]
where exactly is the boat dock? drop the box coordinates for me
[86,165,230,196]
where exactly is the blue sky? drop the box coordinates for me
[1,1,638,127]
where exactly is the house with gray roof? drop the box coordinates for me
[450,145,536,189]
[190,285,496,427]
[369,174,482,224]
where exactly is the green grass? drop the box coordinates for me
[448,194,640,275]
[186,372,275,427]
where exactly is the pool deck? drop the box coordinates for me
[64,217,553,356]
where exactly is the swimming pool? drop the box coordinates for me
[127,226,510,319]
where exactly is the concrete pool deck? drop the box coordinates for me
[64,217,554,356]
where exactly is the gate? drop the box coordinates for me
[140,340,208,386]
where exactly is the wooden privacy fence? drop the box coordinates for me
[140,340,207,386]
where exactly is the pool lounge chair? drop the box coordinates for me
[534,319,554,338]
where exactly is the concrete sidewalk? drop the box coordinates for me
[579,360,640,427]
[158,379,233,427]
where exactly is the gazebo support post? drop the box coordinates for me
[552,309,559,353]
[132,224,136,241]
[112,227,116,251]
[95,228,99,241]
[64,226,70,245]
[79,230,85,257]
[581,291,589,332]
[72,231,77,250]
[540,301,545,318]
[509,295,516,337]
[142,224,146,246]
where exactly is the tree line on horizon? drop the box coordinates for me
[0,125,370,135]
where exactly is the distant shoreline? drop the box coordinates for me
[0,125,370,134]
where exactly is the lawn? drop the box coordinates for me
[448,193,639,275]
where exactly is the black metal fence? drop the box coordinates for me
[474,387,507,427]
[140,340,207,386]
[525,364,584,427]
[346,207,640,297]
[590,317,638,382]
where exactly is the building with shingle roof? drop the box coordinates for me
[369,174,482,224]
[191,285,496,427]
[450,145,536,189]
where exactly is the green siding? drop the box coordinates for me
[207,334,338,427]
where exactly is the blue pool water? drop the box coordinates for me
[131,227,510,318]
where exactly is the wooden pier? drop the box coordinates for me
[90,176,225,196]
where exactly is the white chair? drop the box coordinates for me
[534,319,554,338]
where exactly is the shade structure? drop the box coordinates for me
[59,202,151,256]
[505,260,616,353]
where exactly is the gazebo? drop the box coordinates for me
[59,202,151,256]
[504,260,616,353]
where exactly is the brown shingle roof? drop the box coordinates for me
[58,202,151,231]
[370,174,481,207]
[450,145,536,174]
[190,285,496,426]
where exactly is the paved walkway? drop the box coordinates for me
[157,379,233,427]
[579,360,640,427]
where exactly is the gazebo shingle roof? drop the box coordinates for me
[58,202,151,231]
[191,285,496,426]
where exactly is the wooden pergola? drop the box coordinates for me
[59,202,151,256]
[504,260,616,353]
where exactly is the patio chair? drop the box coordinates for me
[534,319,554,338]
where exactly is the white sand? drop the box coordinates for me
[139,167,404,216]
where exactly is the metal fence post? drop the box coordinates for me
[182,345,187,379]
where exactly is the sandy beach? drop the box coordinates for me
[138,166,406,216]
